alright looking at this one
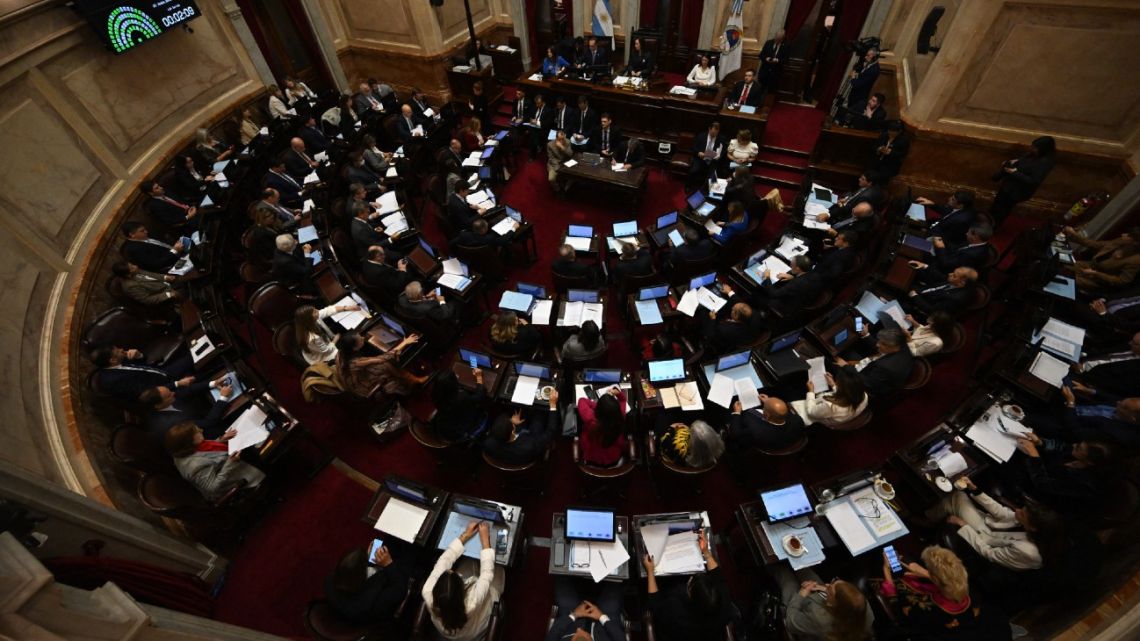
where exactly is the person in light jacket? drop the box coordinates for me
[422,521,505,641]
[903,310,954,357]
[791,365,869,428]
[164,421,265,503]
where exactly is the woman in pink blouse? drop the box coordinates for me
[576,387,628,466]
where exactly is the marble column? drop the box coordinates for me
[573,0,586,37]
[299,0,351,89]
[508,0,533,66]
[1084,174,1140,239]
[623,0,641,61]
[219,0,276,87]
[768,0,790,39]
[698,0,722,50]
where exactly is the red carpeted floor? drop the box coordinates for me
[213,103,1034,640]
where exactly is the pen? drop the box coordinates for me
[598,550,607,566]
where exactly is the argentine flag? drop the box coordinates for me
[593,0,614,37]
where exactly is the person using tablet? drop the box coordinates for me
[422,521,505,641]
[324,543,411,625]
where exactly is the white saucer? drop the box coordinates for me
[782,535,807,557]
[873,481,896,501]
[934,476,953,493]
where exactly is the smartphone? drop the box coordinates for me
[855,317,865,333]
[584,385,598,401]
[434,287,442,297]
[469,355,478,370]
[495,529,508,554]
[367,538,385,565]
[884,545,903,574]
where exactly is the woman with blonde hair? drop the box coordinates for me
[489,311,541,358]
[727,129,758,165]
[461,116,486,152]
[879,545,1002,635]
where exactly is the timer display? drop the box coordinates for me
[73,1,202,55]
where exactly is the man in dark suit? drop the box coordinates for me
[121,222,185,272]
[1071,332,1140,399]
[527,93,554,156]
[930,224,993,272]
[456,218,516,257]
[509,88,532,129]
[397,281,457,321]
[361,245,416,303]
[395,104,425,144]
[665,229,717,269]
[575,36,607,70]
[553,244,598,283]
[611,242,654,283]
[1079,292,1140,337]
[728,70,762,108]
[349,201,388,260]
[755,255,823,318]
[842,328,914,401]
[872,120,909,177]
[590,114,621,158]
[271,234,315,290]
[353,82,386,120]
[847,47,880,106]
[91,346,194,403]
[727,395,806,450]
[369,78,398,112]
[906,266,979,317]
[689,122,726,187]
[298,116,330,154]
[570,96,598,149]
[285,137,321,180]
[1048,385,1140,449]
[991,136,1056,225]
[612,137,645,168]
[757,30,788,103]
[918,190,976,246]
[817,230,859,279]
[821,172,884,222]
[483,392,559,465]
[844,93,888,130]
[139,377,234,442]
[344,151,383,193]
[444,138,465,168]
[826,202,878,241]
[448,182,487,233]
[551,95,577,133]
[265,155,307,207]
[701,300,757,356]
[409,88,434,120]
[140,181,198,230]
[544,580,626,641]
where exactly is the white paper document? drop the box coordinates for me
[762,256,792,283]
[966,404,1032,463]
[588,538,630,583]
[491,217,518,235]
[314,151,328,163]
[563,159,578,168]
[303,171,320,185]
[807,356,830,392]
[381,213,409,236]
[696,287,727,313]
[564,236,592,251]
[331,295,370,329]
[531,299,554,325]
[735,378,761,410]
[936,451,968,477]
[302,198,316,213]
[655,530,706,575]
[386,166,399,178]
[227,404,269,454]
[512,375,541,405]
[1033,317,1085,362]
[704,220,723,236]
[676,289,700,317]
[499,290,534,313]
[437,274,471,291]
[559,302,605,328]
[374,498,429,543]
[376,191,401,214]
[1029,351,1068,388]
[824,501,876,555]
[635,299,663,325]
[707,373,736,408]
[776,236,809,260]
[189,334,215,363]
[462,156,483,167]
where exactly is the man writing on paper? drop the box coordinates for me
[164,421,265,503]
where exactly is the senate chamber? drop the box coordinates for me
[1,1,1140,640]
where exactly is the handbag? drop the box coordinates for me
[747,590,785,639]
[370,403,411,440]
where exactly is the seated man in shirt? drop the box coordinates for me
[271,234,315,292]
[927,223,994,272]
[553,244,598,284]
[905,266,979,317]
[483,391,559,465]
[825,201,877,240]
[544,577,625,641]
[112,261,181,307]
[611,242,654,284]
[1068,331,1140,398]
[643,529,737,640]
[816,230,859,279]
[1034,385,1140,450]
[726,395,806,451]
[90,345,194,404]
[455,217,516,258]
[448,182,489,233]
[838,328,914,401]
[361,245,416,304]
[121,221,186,273]
[700,298,758,357]
[285,136,321,179]
[817,173,884,223]
[918,189,976,246]
[140,180,199,230]
[139,376,234,442]
[664,229,716,270]
[397,281,457,322]
[1012,434,1115,517]
[752,255,823,319]
[842,92,888,130]
[254,187,301,231]
[394,104,426,144]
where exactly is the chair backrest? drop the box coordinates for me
[271,324,306,368]
[239,261,273,286]
[903,357,932,390]
[136,471,209,517]
[616,269,661,299]
[247,282,301,331]
[552,271,595,294]
[669,254,718,285]
[426,174,447,209]
[110,425,171,474]
[82,307,163,352]
[303,600,374,641]
[454,243,506,281]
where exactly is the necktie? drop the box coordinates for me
[143,238,172,249]
[922,284,951,294]
[276,171,299,188]
[301,151,314,164]
[368,96,380,109]
[706,136,715,155]
[518,100,523,117]
[558,109,564,129]
[1076,405,1117,419]
[160,196,188,211]
[740,83,750,104]
[113,364,166,376]
[535,106,542,121]
[603,129,609,150]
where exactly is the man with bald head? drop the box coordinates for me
[552,243,598,282]
[907,266,979,316]
[1046,385,1140,449]
[285,137,320,179]
[1069,331,1140,399]
[396,104,425,143]
[726,393,806,451]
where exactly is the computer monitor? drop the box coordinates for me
[567,289,599,303]
[459,348,493,369]
[478,166,492,180]
[418,238,435,257]
[454,500,503,523]
[505,206,523,222]
[686,190,706,210]
[385,479,427,503]
[648,358,685,383]
[717,350,752,372]
[639,285,670,300]
[516,282,546,298]
[515,361,552,379]
[690,271,717,290]
[564,507,616,542]
[480,147,495,159]
[760,483,814,522]
[769,329,802,353]
[612,220,638,238]
[746,249,768,266]
[583,369,623,384]
[380,313,406,337]
[656,211,678,229]
[813,186,833,202]
[902,234,934,254]
[568,224,594,238]
[834,328,850,346]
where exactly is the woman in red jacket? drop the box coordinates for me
[577,387,627,466]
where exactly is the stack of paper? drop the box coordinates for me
[669,86,698,97]
[585,538,630,582]
[966,404,1032,463]
[558,301,605,328]
[634,300,663,325]
[1028,351,1068,388]
[659,381,702,411]
[314,151,329,163]
[709,178,728,197]
[374,498,429,543]
[565,236,591,251]
[492,217,518,235]
[376,191,401,214]
[466,189,495,207]
[606,237,640,252]
[331,296,370,329]
[707,373,736,408]
[511,375,541,405]
[302,198,316,213]
[775,236,809,261]
[437,259,471,291]
[411,125,425,137]
[823,501,876,556]
[802,203,831,230]
[807,356,830,392]
[386,166,398,178]
[381,212,409,236]
[704,220,723,236]
[650,529,706,575]
[462,151,483,167]
[761,255,792,283]
[499,291,534,313]
[676,289,700,317]
[303,171,320,185]
[1032,317,1085,362]
[736,379,761,410]
[695,287,727,313]
[227,404,270,454]
[531,299,554,325]
[563,159,578,168]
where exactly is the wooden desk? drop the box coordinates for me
[447,65,498,108]
[630,511,716,578]
[633,369,698,413]
[451,355,505,397]
[488,46,523,83]
[361,475,450,547]
[435,494,525,567]
[557,157,649,210]
[555,294,609,330]
[548,513,632,582]
[891,423,990,505]
[498,368,562,409]
[734,500,838,568]
[626,293,681,326]
[558,231,603,257]
[810,125,880,187]
[806,310,860,358]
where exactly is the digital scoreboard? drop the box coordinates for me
[74,1,201,55]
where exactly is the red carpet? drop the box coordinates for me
[212,104,1036,640]
[763,103,826,152]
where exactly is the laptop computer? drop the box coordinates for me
[583,369,623,384]
[762,329,808,378]
[687,190,717,218]
[760,483,814,522]
[515,361,552,379]
[689,271,717,290]
[565,225,594,252]
[902,234,934,254]
[716,350,752,372]
[516,282,546,298]
[567,289,600,303]
[385,478,429,504]
[564,507,616,542]
[459,348,493,370]
[648,358,686,384]
[651,210,679,245]
[612,220,638,239]
[639,284,670,300]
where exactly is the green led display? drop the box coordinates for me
[106,6,163,53]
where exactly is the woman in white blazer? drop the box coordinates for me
[792,366,869,428]
[686,55,717,88]
[422,521,505,641]
[904,310,955,356]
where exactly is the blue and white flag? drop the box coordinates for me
[719,0,745,80]
[593,0,614,37]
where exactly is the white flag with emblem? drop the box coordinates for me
[719,0,745,80]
